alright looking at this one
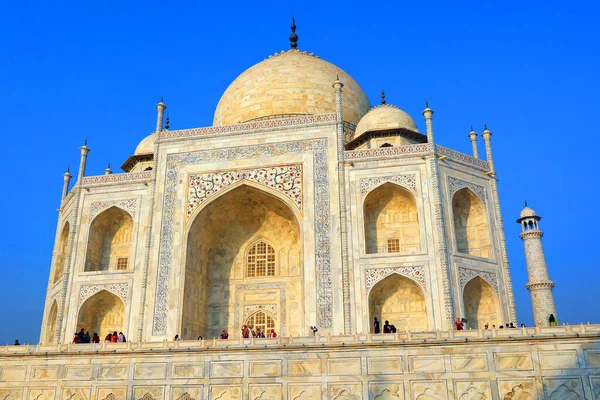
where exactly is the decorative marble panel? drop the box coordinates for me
[97,388,127,400]
[187,164,302,218]
[62,388,90,400]
[90,199,138,220]
[172,386,203,400]
[329,383,362,400]
[134,363,167,379]
[451,355,488,372]
[249,360,281,377]
[369,382,404,400]
[408,356,445,373]
[448,176,487,204]
[360,174,417,197]
[30,365,59,380]
[172,363,204,379]
[458,267,498,294]
[243,304,278,320]
[79,283,129,306]
[210,361,243,378]
[410,381,447,400]
[494,353,533,371]
[250,384,282,400]
[543,377,585,399]
[288,384,321,400]
[210,385,242,400]
[132,387,164,400]
[365,266,427,293]
[82,170,153,186]
[454,381,491,399]
[0,366,27,381]
[65,365,93,380]
[0,389,23,400]
[98,365,129,380]
[327,358,361,376]
[367,357,403,375]
[539,351,579,369]
[289,360,322,376]
[153,138,332,334]
[27,388,55,400]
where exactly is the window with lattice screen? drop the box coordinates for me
[247,241,276,277]
[116,257,128,270]
[245,311,275,335]
[387,238,400,253]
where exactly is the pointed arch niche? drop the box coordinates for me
[53,222,70,283]
[182,183,302,340]
[85,207,133,272]
[44,300,58,344]
[363,183,420,254]
[77,290,125,337]
[463,277,500,329]
[452,188,492,259]
[369,274,428,332]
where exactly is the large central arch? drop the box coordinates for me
[182,183,302,339]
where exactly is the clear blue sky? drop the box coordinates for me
[0,1,598,344]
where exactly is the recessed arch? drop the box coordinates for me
[363,182,420,254]
[44,300,58,344]
[463,276,501,329]
[181,183,302,340]
[85,206,133,272]
[53,222,70,283]
[77,290,125,339]
[369,273,428,332]
[244,310,276,336]
[452,188,492,259]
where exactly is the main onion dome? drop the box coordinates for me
[354,104,418,138]
[213,50,372,126]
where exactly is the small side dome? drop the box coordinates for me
[354,104,418,138]
[135,133,157,155]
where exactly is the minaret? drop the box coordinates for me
[517,204,557,327]
[468,126,479,158]
[104,162,112,175]
[61,167,72,200]
[156,97,166,133]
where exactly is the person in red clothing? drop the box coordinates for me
[104,333,112,342]
[455,318,465,331]
[92,333,100,343]
[241,325,250,338]
[72,333,79,344]
[110,331,118,343]
[220,330,229,339]
[269,329,277,338]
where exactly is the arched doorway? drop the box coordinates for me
[85,207,133,272]
[53,222,70,283]
[182,184,302,339]
[244,311,276,336]
[363,183,419,254]
[463,277,500,329]
[452,188,492,259]
[77,290,125,338]
[44,300,58,344]
[369,274,427,332]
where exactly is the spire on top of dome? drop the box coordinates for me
[290,16,298,49]
[381,90,386,104]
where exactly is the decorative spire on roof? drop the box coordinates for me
[289,16,298,49]
[83,138,88,146]
[525,200,528,207]
[425,99,429,108]
[165,114,170,130]
[381,90,386,104]
[470,125,474,132]
[484,123,488,131]
[160,95,164,103]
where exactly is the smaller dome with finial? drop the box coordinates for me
[519,205,538,219]
[135,132,157,155]
[354,104,418,138]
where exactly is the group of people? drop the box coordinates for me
[455,318,528,330]
[373,318,397,334]
[72,328,126,343]
[240,325,277,338]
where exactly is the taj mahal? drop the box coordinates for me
[1,20,599,400]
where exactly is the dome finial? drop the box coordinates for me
[381,90,386,105]
[425,99,429,108]
[525,200,528,207]
[289,16,298,49]
[470,125,474,132]
[484,123,488,131]
[165,114,170,130]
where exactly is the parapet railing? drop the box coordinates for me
[3,324,600,356]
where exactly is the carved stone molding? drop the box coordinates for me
[78,283,129,306]
[187,165,302,218]
[345,143,429,160]
[360,174,417,197]
[448,176,487,204]
[365,265,427,293]
[153,138,332,335]
[243,304,278,321]
[458,267,499,293]
[82,170,153,186]
[90,198,138,220]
